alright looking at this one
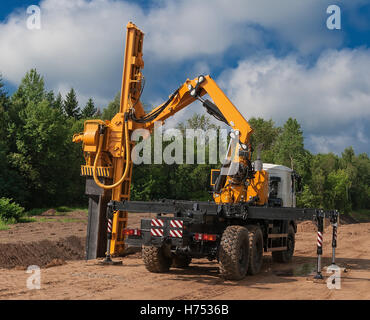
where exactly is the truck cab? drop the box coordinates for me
[262,163,297,208]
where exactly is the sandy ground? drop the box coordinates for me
[0,210,369,300]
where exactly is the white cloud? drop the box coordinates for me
[0,0,369,153]
[307,133,364,154]
[0,0,145,106]
[1,0,359,103]
[217,48,370,154]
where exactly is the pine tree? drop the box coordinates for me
[54,93,64,113]
[63,88,80,119]
[45,90,54,103]
[0,75,9,138]
[12,69,45,106]
[102,92,120,120]
[0,74,9,109]
[274,118,305,169]
[81,98,97,118]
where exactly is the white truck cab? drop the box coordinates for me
[263,163,296,208]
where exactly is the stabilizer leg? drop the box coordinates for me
[314,210,324,280]
[100,202,122,265]
[330,210,339,266]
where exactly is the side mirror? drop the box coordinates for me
[210,169,220,186]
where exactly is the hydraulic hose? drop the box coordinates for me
[92,121,130,190]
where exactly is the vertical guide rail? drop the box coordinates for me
[314,210,325,279]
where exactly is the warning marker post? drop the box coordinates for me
[100,205,122,265]
[314,210,324,280]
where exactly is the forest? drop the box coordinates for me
[0,69,369,223]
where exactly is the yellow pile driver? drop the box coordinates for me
[73,22,339,280]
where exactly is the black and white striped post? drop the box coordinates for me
[330,210,339,266]
[101,203,122,265]
[314,210,325,280]
[104,218,113,262]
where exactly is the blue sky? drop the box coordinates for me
[1,0,369,155]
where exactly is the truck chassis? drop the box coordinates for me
[107,200,339,280]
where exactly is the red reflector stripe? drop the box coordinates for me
[151,228,164,237]
[151,219,164,227]
[170,220,183,228]
[170,229,183,238]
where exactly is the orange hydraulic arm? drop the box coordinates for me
[73,22,267,258]
[138,75,253,144]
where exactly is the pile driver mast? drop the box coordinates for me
[73,22,145,257]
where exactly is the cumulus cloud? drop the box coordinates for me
[0,0,358,104]
[217,48,370,154]
[0,0,144,106]
[0,0,369,154]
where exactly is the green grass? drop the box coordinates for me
[0,215,36,230]
[34,217,84,223]
[25,208,46,216]
[18,216,37,223]
[35,217,57,223]
[59,218,85,223]
[21,205,89,224]
[0,220,9,230]
[1,206,88,228]
[349,209,370,222]
[25,206,88,217]
[56,206,87,213]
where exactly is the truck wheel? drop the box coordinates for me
[142,245,171,273]
[219,225,250,280]
[247,225,263,275]
[172,255,192,268]
[272,224,295,263]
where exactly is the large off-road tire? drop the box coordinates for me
[172,255,192,268]
[272,224,295,263]
[219,225,250,280]
[142,245,172,273]
[247,225,264,275]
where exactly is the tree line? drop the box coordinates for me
[0,69,368,218]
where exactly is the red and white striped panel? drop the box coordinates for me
[107,219,112,233]
[170,220,183,229]
[170,229,183,238]
[151,228,164,237]
[151,218,164,227]
[317,231,323,247]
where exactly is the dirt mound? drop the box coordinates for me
[296,213,357,233]
[0,236,85,269]
[41,209,57,216]
[339,214,358,224]
[297,220,332,233]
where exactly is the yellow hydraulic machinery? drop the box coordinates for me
[73,22,269,260]
[73,22,340,282]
